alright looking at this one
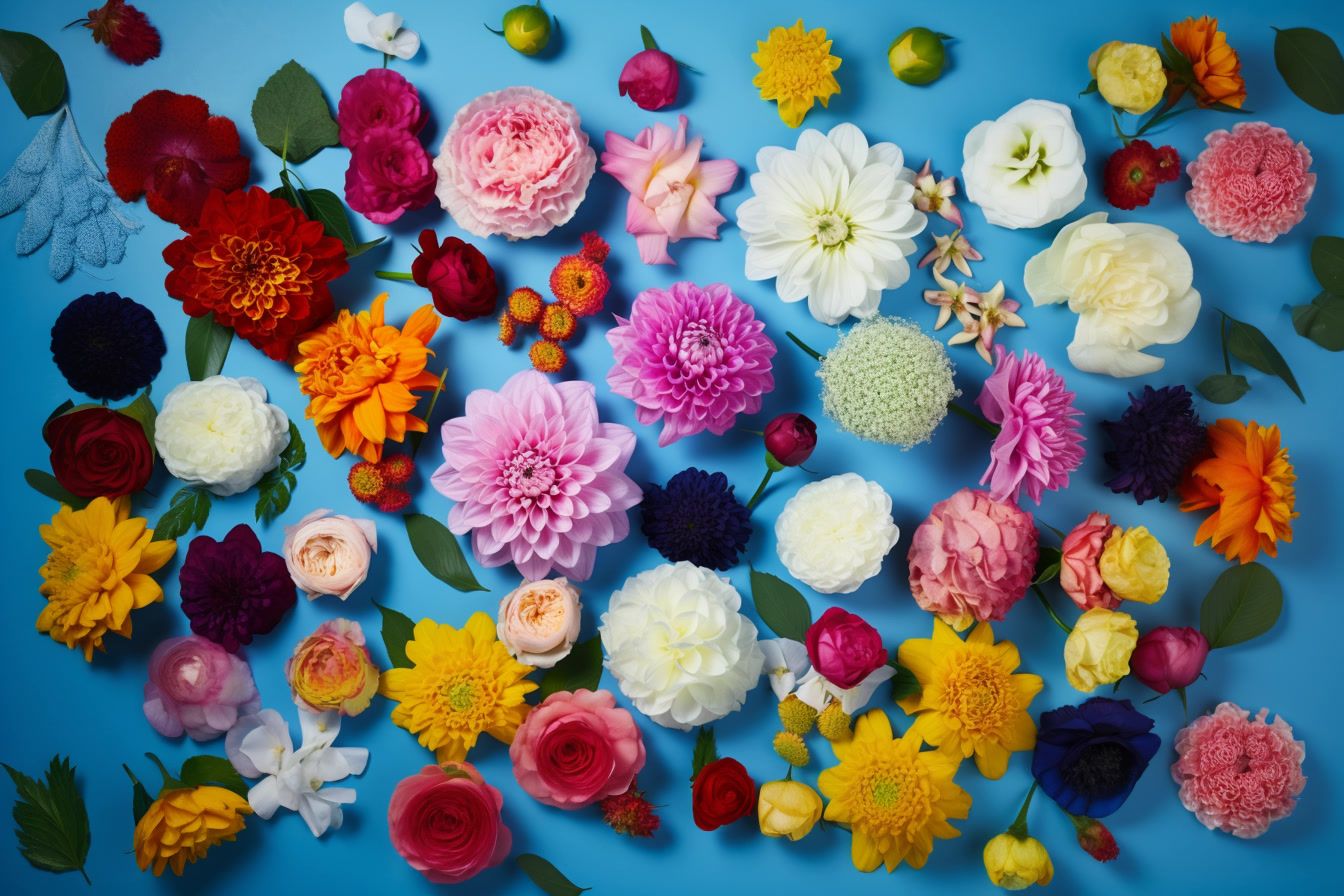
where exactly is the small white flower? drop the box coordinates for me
[344,3,420,59]
[154,376,289,496]
[775,473,900,594]
[961,99,1086,229]
[759,639,810,701]
[794,666,896,715]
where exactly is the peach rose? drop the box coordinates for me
[283,508,377,600]
[285,619,380,716]
[1060,512,1121,611]
[496,578,582,668]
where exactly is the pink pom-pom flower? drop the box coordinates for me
[509,689,646,809]
[143,635,261,740]
[1185,122,1315,244]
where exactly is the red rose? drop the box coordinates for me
[691,757,756,831]
[45,407,153,498]
[805,607,887,689]
[764,413,818,466]
[618,48,680,111]
[411,230,499,321]
[387,763,511,884]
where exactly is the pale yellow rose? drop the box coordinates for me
[1064,608,1138,692]
[983,832,1054,890]
[1099,526,1170,604]
[497,578,582,669]
[758,780,823,841]
[1093,42,1167,114]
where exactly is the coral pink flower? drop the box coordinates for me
[142,635,260,741]
[345,126,436,224]
[1060,512,1121,611]
[510,689,646,809]
[388,763,511,884]
[432,370,641,581]
[1185,122,1315,244]
[337,68,426,148]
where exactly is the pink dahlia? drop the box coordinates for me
[607,281,775,446]
[1172,702,1306,838]
[1185,122,1315,244]
[907,488,1039,630]
[1060,512,1121,611]
[509,688,646,809]
[431,370,641,581]
[433,86,596,240]
[142,635,261,741]
[976,346,1085,505]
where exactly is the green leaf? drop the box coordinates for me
[403,513,487,592]
[348,238,387,259]
[1160,33,1197,84]
[1033,546,1062,585]
[1079,78,1098,96]
[516,854,590,896]
[118,390,157,456]
[1291,291,1344,350]
[1226,315,1305,402]
[888,662,921,702]
[538,636,603,699]
[123,765,152,825]
[749,568,812,642]
[1273,27,1344,114]
[184,313,233,381]
[44,399,74,424]
[0,30,67,117]
[1196,373,1250,404]
[1200,562,1284,649]
[255,422,306,525]
[690,726,717,782]
[1311,235,1344,294]
[251,60,339,164]
[178,756,248,798]
[640,25,659,51]
[24,469,87,509]
[375,601,416,668]
[3,757,90,883]
[296,187,386,258]
[153,486,212,541]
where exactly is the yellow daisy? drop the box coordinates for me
[379,612,536,762]
[897,620,1043,779]
[818,708,971,872]
[751,19,842,128]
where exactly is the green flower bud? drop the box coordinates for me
[499,2,551,56]
[888,27,948,86]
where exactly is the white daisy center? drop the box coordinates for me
[812,211,852,248]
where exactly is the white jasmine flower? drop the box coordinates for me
[154,376,289,496]
[344,3,420,59]
[961,99,1086,229]
[794,666,896,715]
[775,473,900,595]
[760,639,810,700]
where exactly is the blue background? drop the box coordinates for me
[1,1,1340,893]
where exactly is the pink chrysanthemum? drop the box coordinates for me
[607,282,776,447]
[431,371,641,581]
[976,346,1085,505]
[1185,122,1315,244]
[1172,702,1306,839]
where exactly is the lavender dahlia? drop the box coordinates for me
[178,524,297,652]
[1102,385,1205,504]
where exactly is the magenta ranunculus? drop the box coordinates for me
[805,607,887,689]
[764,413,817,467]
[344,125,436,224]
[509,689,646,809]
[388,763,511,884]
[142,635,260,740]
[1060,512,1121,611]
[337,68,426,148]
[1131,626,1209,694]
[618,48,680,110]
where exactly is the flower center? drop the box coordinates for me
[210,235,302,322]
[1005,130,1050,183]
[503,447,559,499]
[443,680,476,712]
[812,211,851,248]
[1060,742,1135,797]
[677,322,724,369]
[871,777,901,807]
[942,655,1013,732]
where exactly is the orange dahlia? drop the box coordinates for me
[295,293,440,462]
[1178,419,1296,564]
[1169,16,1246,109]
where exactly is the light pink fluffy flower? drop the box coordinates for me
[431,370,641,581]
[509,688,646,809]
[1185,122,1315,244]
[433,86,596,240]
[143,635,261,740]
[1060,511,1121,610]
[601,116,739,265]
[976,346,1085,505]
[607,281,775,446]
[1172,702,1307,838]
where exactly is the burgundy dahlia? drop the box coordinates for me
[179,524,296,652]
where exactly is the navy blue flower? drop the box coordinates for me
[1032,697,1161,818]
[1101,385,1206,504]
[50,292,165,401]
[641,467,751,571]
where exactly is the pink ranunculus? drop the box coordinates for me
[1131,626,1209,694]
[1060,512,1121,611]
[618,48,680,110]
[388,763,511,884]
[434,86,596,240]
[285,618,381,716]
[283,508,377,601]
[510,689,646,809]
[804,608,887,689]
[497,579,582,668]
[344,125,436,224]
[142,635,261,741]
[337,68,427,148]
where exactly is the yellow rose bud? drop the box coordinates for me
[758,780,824,841]
[983,832,1054,890]
[1093,42,1167,114]
[1064,608,1138,692]
[888,27,948,86]
[1099,525,1170,604]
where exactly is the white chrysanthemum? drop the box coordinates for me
[962,99,1087,229]
[155,376,290,496]
[599,562,764,730]
[775,473,900,594]
[738,123,927,324]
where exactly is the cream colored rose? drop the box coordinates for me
[496,578,582,669]
[283,509,377,600]
[154,376,289,496]
[1064,608,1138,692]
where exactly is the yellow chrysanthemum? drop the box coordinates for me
[897,620,1043,779]
[379,612,537,762]
[37,495,176,661]
[751,19,842,128]
[134,786,251,876]
[818,709,971,872]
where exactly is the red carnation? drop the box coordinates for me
[691,758,756,831]
[1103,140,1161,210]
[410,230,498,321]
[81,0,161,66]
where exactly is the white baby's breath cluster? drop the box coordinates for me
[155,375,290,496]
[775,473,900,594]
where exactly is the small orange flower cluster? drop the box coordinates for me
[498,233,612,373]
[349,454,417,512]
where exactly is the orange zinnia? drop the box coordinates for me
[1170,16,1246,109]
[295,293,440,462]
[1178,419,1296,564]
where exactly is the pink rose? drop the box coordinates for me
[805,607,887,689]
[509,689,646,809]
[283,508,377,601]
[618,48,680,110]
[1132,626,1209,694]
[1060,512,1121,611]
[345,126,436,224]
[337,68,426,148]
[285,619,380,716]
[497,578,582,668]
[143,635,260,740]
[388,763,511,884]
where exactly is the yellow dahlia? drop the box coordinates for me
[897,620,1042,779]
[818,708,971,872]
[134,785,251,876]
[751,20,842,128]
[379,612,536,762]
[37,496,176,660]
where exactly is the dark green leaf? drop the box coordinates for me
[1274,27,1344,114]
[888,662,921,702]
[348,238,387,259]
[124,765,152,825]
[0,30,67,117]
[690,726,717,782]
[538,636,603,699]
[3,757,90,882]
[1200,562,1284,649]
[178,756,248,798]
[1079,78,1098,96]
[640,25,658,51]
[749,568,812,642]
[118,390,157,456]
[375,601,416,669]
[1291,291,1344,350]
[255,423,306,525]
[403,513,487,592]
[1311,235,1344,294]
[251,60,339,164]
[1033,546,1062,585]
[24,469,87,509]
[1160,33,1197,83]
[153,486,212,541]
[184,313,233,381]
[1197,373,1250,404]
[301,188,358,252]
[44,399,74,424]
[515,854,589,896]
[1226,316,1304,402]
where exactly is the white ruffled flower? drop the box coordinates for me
[344,3,420,59]
[738,123,927,324]
[961,99,1086,229]
[760,639,809,701]
[154,376,289,496]
[794,666,896,715]
[599,562,764,730]
[775,473,900,594]
[1024,211,1201,377]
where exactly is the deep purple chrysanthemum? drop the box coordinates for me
[641,468,751,571]
[1102,385,1206,504]
[178,524,296,652]
[50,292,166,401]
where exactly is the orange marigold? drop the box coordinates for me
[539,302,577,341]
[1170,16,1246,109]
[134,785,251,876]
[507,287,544,324]
[498,311,518,346]
[550,254,609,317]
[529,339,567,373]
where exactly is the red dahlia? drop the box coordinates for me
[81,0,161,65]
[1103,140,1160,210]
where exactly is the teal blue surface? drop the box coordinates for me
[1,1,1340,893]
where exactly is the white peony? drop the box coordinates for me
[775,473,899,594]
[1024,211,1201,377]
[961,99,1086,229]
[155,376,290,496]
[738,123,927,324]
[599,562,764,730]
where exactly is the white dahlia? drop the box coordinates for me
[775,473,900,594]
[155,376,290,496]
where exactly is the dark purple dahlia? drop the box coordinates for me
[640,468,751,571]
[1101,385,1206,504]
[50,292,166,401]
[178,524,296,652]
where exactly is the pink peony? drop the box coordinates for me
[601,116,738,265]
[142,635,260,740]
[1186,122,1315,244]
[345,126,436,224]
[388,763,511,884]
[509,689,646,809]
[618,48,680,110]
[1131,626,1208,695]
[1060,512,1121,610]
[1172,702,1306,838]
[908,488,1039,630]
[337,68,426,148]
[432,370,641,581]
[977,346,1085,505]
[433,86,596,240]
[805,607,887,689]
[607,281,775,446]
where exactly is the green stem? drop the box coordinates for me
[784,765,794,782]
[409,368,450,460]
[745,466,775,511]
[1219,312,1232,375]
[376,270,416,282]
[382,52,391,68]
[784,331,824,362]
[946,400,1001,436]
[1007,782,1038,839]
[1034,585,1073,634]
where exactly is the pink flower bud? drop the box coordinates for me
[1131,626,1209,694]
[764,413,818,466]
[618,49,679,110]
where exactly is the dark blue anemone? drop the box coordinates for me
[1032,697,1161,818]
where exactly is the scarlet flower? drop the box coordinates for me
[81,0,161,65]
[691,758,757,831]
[410,230,497,321]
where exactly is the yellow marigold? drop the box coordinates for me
[379,612,537,762]
[1170,15,1246,109]
[134,786,251,876]
[294,293,440,462]
[1099,525,1169,604]
[37,496,175,661]
[751,19,842,128]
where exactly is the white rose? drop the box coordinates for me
[1024,212,1202,377]
[961,99,1087,229]
[155,376,290,496]
[775,473,899,594]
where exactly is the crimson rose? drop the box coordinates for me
[411,230,499,321]
[45,407,153,498]
[691,757,756,831]
[805,607,888,689]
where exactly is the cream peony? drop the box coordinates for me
[283,509,378,601]
[775,473,899,594]
[599,562,764,730]
[496,579,582,669]
[961,99,1086,229]
[1024,212,1201,377]
[155,376,289,496]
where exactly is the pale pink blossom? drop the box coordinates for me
[967,280,1025,364]
[497,578,582,669]
[283,509,377,601]
[923,270,978,330]
[918,228,982,277]
[913,159,963,227]
[143,635,261,740]
[1060,512,1121,611]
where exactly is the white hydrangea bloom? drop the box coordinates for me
[962,99,1087,229]
[775,473,900,594]
[154,376,289,496]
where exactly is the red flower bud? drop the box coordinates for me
[1130,626,1209,694]
[618,49,680,111]
[411,230,498,321]
[805,607,887,689]
[1070,814,1119,862]
[763,413,817,466]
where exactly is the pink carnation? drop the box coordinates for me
[433,86,596,240]
[1186,122,1315,244]
[143,635,260,740]
[1060,512,1121,610]
[510,688,646,809]
[1172,702,1306,838]
[907,488,1039,630]
[607,281,775,446]
[431,370,641,581]
[337,68,426,148]
[345,126,436,224]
